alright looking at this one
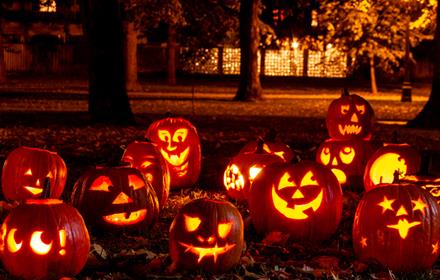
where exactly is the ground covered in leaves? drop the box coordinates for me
[0,85,439,279]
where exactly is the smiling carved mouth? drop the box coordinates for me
[178,242,236,263]
[330,168,347,185]
[160,147,189,166]
[338,124,362,136]
[24,186,43,196]
[103,209,147,226]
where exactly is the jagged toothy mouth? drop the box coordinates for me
[160,147,190,167]
[338,124,362,136]
[103,209,147,226]
[178,242,236,263]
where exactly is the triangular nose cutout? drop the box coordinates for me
[112,192,133,204]
[292,189,304,199]
[351,113,359,122]
[332,157,338,165]
[396,206,408,216]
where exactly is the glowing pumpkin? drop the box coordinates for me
[169,198,244,272]
[239,138,294,162]
[248,161,343,242]
[353,185,440,272]
[400,175,440,204]
[316,138,376,192]
[326,90,375,140]
[121,140,170,208]
[145,117,201,189]
[71,165,159,233]
[363,144,421,192]
[224,152,284,201]
[2,146,67,201]
[0,199,90,279]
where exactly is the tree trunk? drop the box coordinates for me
[80,0,133,124]
[234,0,262,101]
[125,21,142,92]
[167,25,177,86]
[407,2,440,129]
[369,54,378,95]
[0,16,6,84]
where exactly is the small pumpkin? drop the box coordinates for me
[2,146,67,201]
[145,117,201,189]
[0,199,90,279]
[248,161,342,242]
[326,90,375,140]
[169,198,244,273]
[363,143,421,192]
[316,138,376,192]
[121,140,170,208]
[352,185,440,272]
[71,165,159,233]
[239,138,294,162]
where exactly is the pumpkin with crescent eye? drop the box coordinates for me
[352,185,440,272]
[224,152,284,201]
[121,140,170,208]
[145,117,201,189]
[2,146,67,201]
[0,199,90,279]
[71,166,159,233]
[363,143,421,192]
[316,139,376,192]
[248,161,342,242]
[239,138,294,162]
[169,198,244,273]
[326,90,375,140]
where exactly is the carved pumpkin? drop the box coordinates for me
[363,144,421,192]
[239,138,294,162]
[352,185,440,272]
[145,117,201,189]
[169,198,244,272]
[121,140,170,208]
[2,146,67,201]
[0,199,90,279]
[248,161,343,242]
[224,152,284,201]
[71,166,159,233]
[316,138,376,192]
[326,90,375,140]
[401,175,440,204]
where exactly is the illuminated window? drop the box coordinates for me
[265,49,303,76]
[40,0,56,12]
[223,48,241,75]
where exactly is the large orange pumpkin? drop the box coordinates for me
[121,140,170,208]
[248,161,342,242]
[145,117,201,189]
[2,146,67,201]
[0,199,90,279]
[169,198,244,273]
[353,185,440,272]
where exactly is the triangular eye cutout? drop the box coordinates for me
[300,171,318,187]
[128,174,145,190]
[184,215,201,232]
[46,171,53,179]
[25,169,32,176]
[90,176,112,192]
[218,222,233,239]
[278,172,296,190]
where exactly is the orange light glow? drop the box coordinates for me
[320,147,331,165]
[360,236,367,248]
[184,215,201,232]
[386,219,421,239]
[272,187,323,220]
[396,206,408,217]
[432,241,439,254]
[330,168,347,185]
[30,231,53,255]
[224,164,245,191]
[249,165,263,181]
[300,171,318,186]
[25,169,32,175]
[58,229,66,256]
[340,146,355,164]
[128,175,145,190]
[103,209,147,226]
[178,242,236,263]
[338,124,362,136]
[112,192,133,204]
[377,196,396,213]
[412,197,428,215]
[277,172,295,190]
[24,186,43,196]
[217,222,233,238]
[369,153,407,185]
[160,147,190,167]
[90,176,112,192]
[6,228,22,253]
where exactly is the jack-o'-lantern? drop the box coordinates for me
[224,152,284,201]
[326,90,375,140]
[364,144,421,192]
[352,185,440,272]
[169,198,244,272]
[71,165,159,233]
[0,199,90,279]
[2,146,67,201]
[401,175,440,204]
[316,139,376,192]
[121,140,170,208]
[145,117,201,189]
[239,138,294,162]
[248,161,342,242]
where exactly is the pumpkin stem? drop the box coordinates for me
[264,128,278,142]
[41,177,51,199]
[392,170,401,184]
[341,88,350,97]
[256,137,265,154]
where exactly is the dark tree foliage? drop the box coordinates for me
[80,0,133,124]
[408,2,440,129]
